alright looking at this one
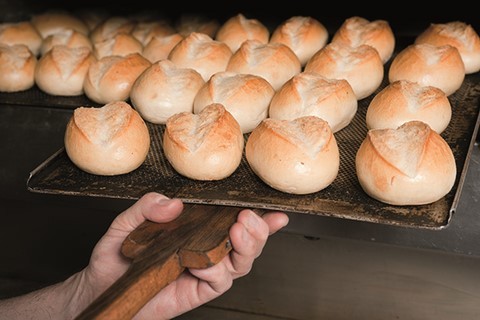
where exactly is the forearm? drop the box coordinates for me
[0,270,90,320]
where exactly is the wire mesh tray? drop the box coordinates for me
[26,72,480,230]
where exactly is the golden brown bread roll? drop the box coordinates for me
[89,16,136,44]
[30,9,89,38]
[388,43,465,96]
[226,39,302,91]
[215,13,270,52]
[35,45,95,96]
[175,14,220,38]
[0,21,42,56]
[193,71,275,133]
[92,33,143,59]
[331,16,395,64]
[131,20,176,46]
[163,103,244,181]
[64,100,150,176]
[269,16,329,66]
[355,120,456,205]
[168,32,232,82]
[304,41,384,100]
[414,21,480,74]
[366,80,452,134]
[83,53,151,104]
[246,116,340,195]
[268,71,358,133]
[0,44,37,92]
[130,59,205,124]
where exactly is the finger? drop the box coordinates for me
[110,192,184,233]
[262,212,290,235]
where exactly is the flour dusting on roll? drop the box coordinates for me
[0,44,37,92]
[246,116,340,195]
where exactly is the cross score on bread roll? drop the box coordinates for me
[388,43,465,96]
[0,44,37,92]
[414,21,480,74]
[162,103,244,181]
[366,80,452,134]
[355,120,456,206]
[40,29,93,56]
[331,16,396,64]
[268,71,358,133]
[64,101,150,176]
[246,116,340,195]
[0,21,42,56]
[304,41,384,100]
[130,59,205,124]
[193,71,275,133]
[269,16,329,66]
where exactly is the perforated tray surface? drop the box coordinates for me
[24,70,480,230]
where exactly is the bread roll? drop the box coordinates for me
[304,41,384,100]
[0,21,42,56]
[35,45,95,96]
[142,33,184,63]
[163,103,244,181]
[83,53,151,104]
[30,9,89,38]
[270,16,329,66]
[76,8,110,32]
[268,72,357,133]
[64,101,150,176]
[246,116,339,195]
[414,21,480,74]
[193,71,275,133]
[0,44,37,92]
[168,32,232,81]
[331,16,395,64]
[366,80,452,134]
[130,59,205,124]
[89,16,136,44]
[388,43,465,96]
[215,13,270,52]
[92,33,143,59]
[226,39,302,91]
[355,120,456,205]
[40,29,93,56]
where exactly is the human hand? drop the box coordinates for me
[74,192,289,319]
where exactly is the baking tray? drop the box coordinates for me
[25,70,480,230]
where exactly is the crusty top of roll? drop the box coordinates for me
[89,16,136,44]
[270,16,329,66]
[130,59,205,124]
[226,39,302,91]
[142,33,184,63]
[304,41,384,100]
[388,43,465,96]
[414,21,480,74]
[0,21,42,56]
[168,32,232,81]
[163,103,244,181]
[215,13,270,52]
[92,32,143,59]
[355,120,456,205]
[0,44,37,92]
[35,45,94,96]
[40,28,93,56]
[64,100,150,176]
[83,52,151,104]
[193,71,275,133]
[245,115,340,195]
[131,20,176,46]
[366,79,452,134]
[268,71,358,133]
[331,16,395,64]
[30,9,89,38]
